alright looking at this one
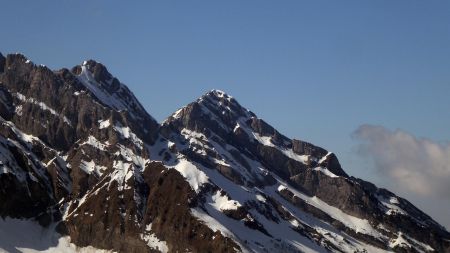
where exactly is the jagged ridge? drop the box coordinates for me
[0,53,449,253]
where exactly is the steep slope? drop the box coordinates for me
[159,89,450,253]
[0,53,240,253]
[0,53,449,253]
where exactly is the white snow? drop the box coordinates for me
[388,232,433,252]
[180,128,209,156]
[98,119,110,129]
[82,136,108,151]
[113,124,143,148]
[210,190,241,211]
[313,167,339,178]
[0,218,115,253]
[14,92,72,126]
[115,144,147,168]
[253,133,310,164]
[233,123,240,133]
[149,101,429,253]
[140,224,169,253]
[172,159,208,193]
[0,121,54,183]
[111,160,133,191]
[181,128,208,145]
[178,127,270,184]
[167,141,176,150]
[191,199,327,253]
[77,65,126,111]
[389,232,410,249]
[171,108,184,120]
[209,89,233,102]
[318,152,332,164]
[15,104,23,116]
[79,160,107,176]
[255,194,266,203]
[1,121,52,152]
[236,120,311,165]
[276,184,385,239]
[173,155,335,253]
[402,233,434,252]
[76,65,152,122]
[377,195,407,216]
[190,208,239,242]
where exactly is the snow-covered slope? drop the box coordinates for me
[0,53,449,253]
[158,89,449,253]
[0,218,113,253]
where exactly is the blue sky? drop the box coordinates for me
[2,1,450,226]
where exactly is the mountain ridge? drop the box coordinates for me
[0,52,449,253]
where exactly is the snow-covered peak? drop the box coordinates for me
[81,59,102,67]
[199,90,254,119]
[164,89,254,127]
[75,61,157,125]
[78,59,117,88]
[77,65,128,110]
[205,89,233,100]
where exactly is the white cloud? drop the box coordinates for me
[352,124,450,198]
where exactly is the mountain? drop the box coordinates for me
[0,52,449,253]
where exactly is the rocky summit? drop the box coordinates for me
[0,52,449,253]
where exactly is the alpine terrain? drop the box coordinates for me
[0,52,449,253]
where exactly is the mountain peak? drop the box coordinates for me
[199,89,254,119]
[2,55,450,253]
[2,52,34,66]
[74,59,144,113]
[204,89,233,100]
[77,59,114,85]
[68,58,159,133]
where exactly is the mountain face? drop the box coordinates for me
[0,53,449,253]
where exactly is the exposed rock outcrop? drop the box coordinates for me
[0,54,448,253]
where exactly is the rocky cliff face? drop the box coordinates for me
[0,53,449,253]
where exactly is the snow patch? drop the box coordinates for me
[116,144,147,168]
[313,167,338,178]
[172,159,208,193]
[277,184,385,239]
[14,92,72,126]
[113,123,143,148]
[79,160,107,176]
[253,133,310,164]
[377,195,407,216]
[76,65,152,122]
[98,119,111,129]
[0,217,115,253]
[210,191,241,211]
[255,194,266,203]
[82,136,108,151]
[318,152,332,164]
[111,160,133,191]
[140,224,169,253]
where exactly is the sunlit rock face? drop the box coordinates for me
[0,53,449,253]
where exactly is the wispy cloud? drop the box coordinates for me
[352,124,450,198]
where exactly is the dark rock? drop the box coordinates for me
[0,52,5,73]
[1,54,449,253]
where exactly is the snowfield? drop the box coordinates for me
[0,218,114,253]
